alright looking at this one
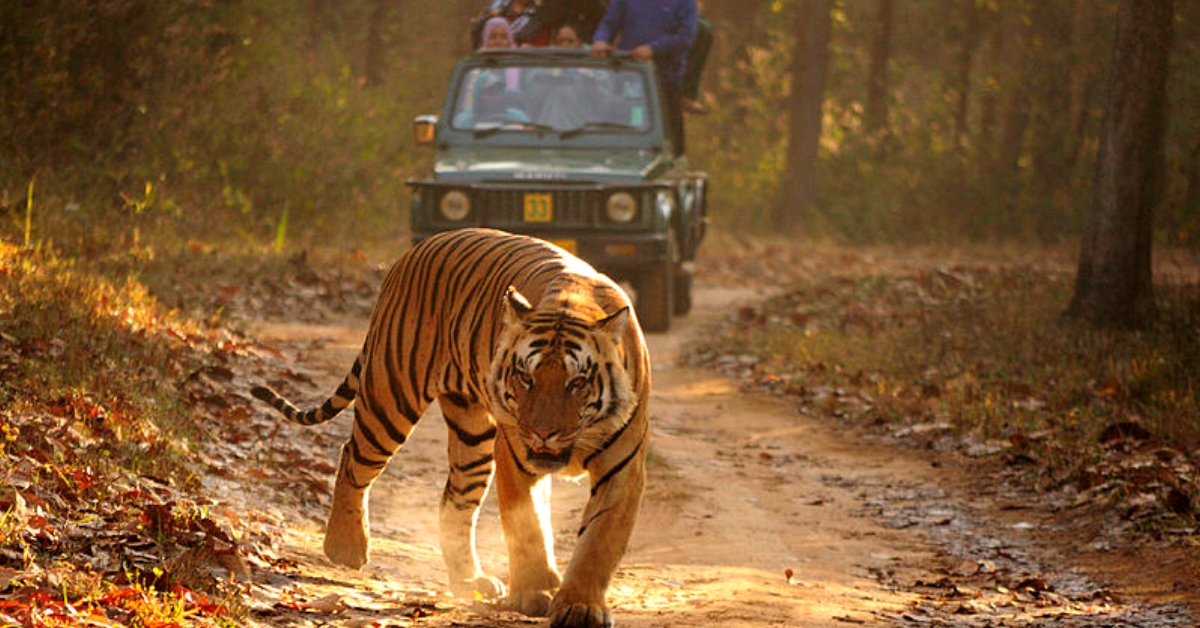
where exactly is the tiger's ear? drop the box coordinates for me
[503,286,535,326]
[595,306,631,337]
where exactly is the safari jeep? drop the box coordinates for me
[407,48,707,332]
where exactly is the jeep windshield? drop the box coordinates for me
[449,63,652,136]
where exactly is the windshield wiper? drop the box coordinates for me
[559,121,637,139]
[473,121,557,138]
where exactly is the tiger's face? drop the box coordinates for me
[487,287,637,474]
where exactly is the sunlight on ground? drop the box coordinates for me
[247,285,1196,627]
[607,563,904,626]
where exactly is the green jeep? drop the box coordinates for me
[408,48,707,332]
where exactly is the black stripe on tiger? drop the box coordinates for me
[455,454,495,473]
[446,417,497,448]
[577,505,613,538]
[500,427,538,478]
[589,438,644,499]
[353,419,398,462]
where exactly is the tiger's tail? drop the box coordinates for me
[250,357,362,426]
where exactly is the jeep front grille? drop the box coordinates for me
[413,180,666,230]
[472,187,600,227]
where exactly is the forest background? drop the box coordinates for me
[3,0,1200,252]
[2,3,1199,624]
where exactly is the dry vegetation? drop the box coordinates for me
[5,2,1200,624]
[689,239,1200,539]
[2,230,1200,628]
[1,242,244,626]
[0,241,382,626]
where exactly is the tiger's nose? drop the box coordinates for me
[530,427,560,449]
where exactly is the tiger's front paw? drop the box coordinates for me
[323,534,368,569]
[450,574,506,600]
[323,520,369,569]
[504,588,554,617]
[549,599,613,628]
[325,482,370,568]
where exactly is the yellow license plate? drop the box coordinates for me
[523,193,553,222]
[549,239,577,255]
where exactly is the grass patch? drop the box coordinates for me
[0,230,389,626]
[0,241,261,626]
[0,241,212,481]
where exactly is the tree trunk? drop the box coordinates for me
[1025,1,1073,237]
[1067,0,1174,328]
[951,0,979,152]
[774,0,832,233]
[1185,139,1200,220]
[705,0,769,34]
[363,0,393,87]
[975,8,1003,178]
[865,0,893,159]
[308,0,330,47]
[995,12,1032,181]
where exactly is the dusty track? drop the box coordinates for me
[245,285,1194,627]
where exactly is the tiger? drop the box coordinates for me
[250,228,650,628]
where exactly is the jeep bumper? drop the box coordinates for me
[412,228,668,278]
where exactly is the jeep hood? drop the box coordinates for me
[433,147,669,182]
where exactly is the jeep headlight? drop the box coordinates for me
[439,190,471,221]
[605,192,637,223]
[656,189,676,221]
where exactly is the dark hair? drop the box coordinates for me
[556,21,582,38]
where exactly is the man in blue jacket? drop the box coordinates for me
[591,0,698,155]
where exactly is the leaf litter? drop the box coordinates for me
[687,240,1199,627]
[4,239,1199,627]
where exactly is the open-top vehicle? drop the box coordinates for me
[408,48,707,332]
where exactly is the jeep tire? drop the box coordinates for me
[673,271,693,316]
[636,260,674,333]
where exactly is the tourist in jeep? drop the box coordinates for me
[590,0,697,154]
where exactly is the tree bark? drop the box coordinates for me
[865,0,893,159]
[308,0,330,47]
[975,8,1003,178]
[1025,1,1074,234]
[774,0,832,233]
[995,12,1031,181]
[705,0,769,34]
[1067,0,1174,328]
[951,0,979,152]
[363,0,393,87]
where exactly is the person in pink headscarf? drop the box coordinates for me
[471,0,549,48]
[479,17,521,93]
[480,16,517,49]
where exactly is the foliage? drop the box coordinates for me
[689,13,791,231]
[3,1,1199,248]
[0,1,473,253]
[1,405,245,628]
[690,1,1200,243]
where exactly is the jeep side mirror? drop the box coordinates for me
[412,115,438,146]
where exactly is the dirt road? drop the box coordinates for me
[245,286,1194,627]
